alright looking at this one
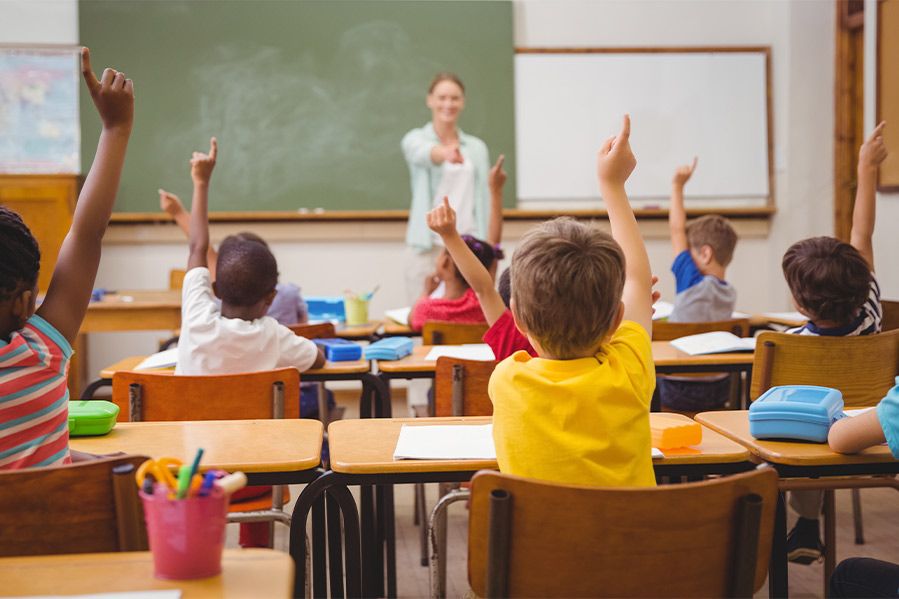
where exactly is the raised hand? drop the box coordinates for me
[81,47,133,132]
[190,137,218,185]
[672,156,698,187]
[158,189,184,216]
[488,154,507,195]
[597,114,636,187]
[427,196,458,238]
[858,122,888,173]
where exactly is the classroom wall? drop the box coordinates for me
[2,0,838,378]
[866,0,899,298]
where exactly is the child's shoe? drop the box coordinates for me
[786,517,824,564]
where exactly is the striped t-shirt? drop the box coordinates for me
[0,314,72,469]
[786,276,882,337]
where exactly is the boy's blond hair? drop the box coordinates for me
[686,215,738,266]
[511,217,625,359]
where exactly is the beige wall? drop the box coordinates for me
[2,0,838,379]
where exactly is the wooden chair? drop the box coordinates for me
[751,328,899,581]
[652,318,750,416]
[423,357,498,592]
[287,322,336,339]
[0,455,149,557]
[881,299,899,332]
[468,467,778,598]
[111,368,302,541]
[422,321,489,345]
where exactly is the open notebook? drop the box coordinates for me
[385,307,411,326]
[134,348,179,370]
[670,332,757,355]
[423,344,496,362]
[393,424,664,460]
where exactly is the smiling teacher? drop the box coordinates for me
[401,72,492,303]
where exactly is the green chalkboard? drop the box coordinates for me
[79,0,515,213]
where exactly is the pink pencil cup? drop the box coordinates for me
[140,487,228,580]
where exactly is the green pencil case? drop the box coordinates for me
[68,400,119,436]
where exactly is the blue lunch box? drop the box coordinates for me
[313,338,363,362]
[749,385,844,443]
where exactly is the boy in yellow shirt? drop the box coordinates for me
[489,115,656,487]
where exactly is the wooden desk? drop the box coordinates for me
[695,410,899,598]
[293,414,753,598]
[70,419,324,476]
[379,343,753,375]
[82,290,182,333]
[380,320,417,337]
[747,312,807,329]
[337,320,383,341]
[0,549,293,598]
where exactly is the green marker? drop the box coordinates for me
[175,464,192,499]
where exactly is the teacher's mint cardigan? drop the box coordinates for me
[401,122,490,252]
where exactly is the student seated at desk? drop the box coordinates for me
[488,116,656,487]
[659,157,739,413]
[175,138,324,547]
[782,123,888,564]
[0,48,133,470]
[159,191,308,326]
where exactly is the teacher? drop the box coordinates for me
[401,72,492,303]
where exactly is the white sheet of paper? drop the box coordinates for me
[17,592,182,599]
[392,424,666,461]
[670,332,757,355]
[762,311,807,323]
[385,307,411,326]
[424,344,496,362]
[393,424,496,460]
[844,407,876,417]
[652,300,674,321]
[134,348,179,370]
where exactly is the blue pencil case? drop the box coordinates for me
[364,337,414,361]
[749,385,844,443]
[314,338,363,362]
[305,296,345,323]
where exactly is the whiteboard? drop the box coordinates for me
[514,51,770,203]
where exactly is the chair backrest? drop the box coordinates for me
[652,318,750,342]
[468,467,778,598]
[168,268,186,291]
[433,357,497,417]
[750,329,899,406]
[111,368,301,421]
[288,322,336,339]
[422,321,490,345]
[0,455,149,557]
[882,300,899,332]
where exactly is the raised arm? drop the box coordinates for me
[487,154,506,246]
[37,48,133,343]
[597,115,652,334]
[428,197,506,325]
[669,157,697,255]
[401,129,462,167]
[160,189,218,277]
[851,122,887,270]
[187,138,217,271]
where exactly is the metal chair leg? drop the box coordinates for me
[823,490,837,597]
[851,489,865,544]
[417,483,428,566]
[428,489,471,599]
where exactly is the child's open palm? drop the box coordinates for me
[190,137,218,184]
[597,114,636,186]
[427,196,458,237]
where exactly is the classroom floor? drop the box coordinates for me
[228,389,899,599]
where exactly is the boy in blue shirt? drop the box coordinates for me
[661,157,738,411]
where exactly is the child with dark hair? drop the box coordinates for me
[160,191,307,325]
[174,138,325,548]
[784,122,888,564]
[0,48,133,469]
[408,212,500,331]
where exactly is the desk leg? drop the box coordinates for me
[770,491,789,598]
[384,484,397,598]
[361,484,378,596]
[361,373,391,419]
[312,495,327,598]
[823,490,836,597]
[376,485,386,596]
[326,492,345,598]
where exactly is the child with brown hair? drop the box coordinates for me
[488,116,657,486]
[0,48,133,468]
[783,122,888,564]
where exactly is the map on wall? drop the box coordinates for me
[0,48,80,174]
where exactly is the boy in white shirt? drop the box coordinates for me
[176,138,324,547]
